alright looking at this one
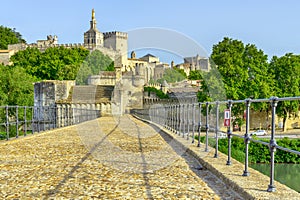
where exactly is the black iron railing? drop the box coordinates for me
[132,96,300,192]
[0,105,100,140]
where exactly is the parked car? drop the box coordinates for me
[215,132,227,139]
[250,130,267,136]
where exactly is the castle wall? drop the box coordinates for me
[88,74,116,86]
[0,50,14,65]
[104,32,127,51]
[154,64,165,80]
[34,80,75,108]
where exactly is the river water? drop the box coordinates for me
[250,163,300,192]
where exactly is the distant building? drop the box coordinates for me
[175,54,210,76]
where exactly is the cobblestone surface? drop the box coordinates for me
[0,115,243,199]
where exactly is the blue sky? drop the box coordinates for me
[1,0,300,63]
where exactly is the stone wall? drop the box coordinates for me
[250,110,300,130]
[34,80,75,108]
[7,43,122,62]
[88,72,116,86]
[103,31,128,54]
[0,50,14,65]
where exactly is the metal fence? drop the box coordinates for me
[132,96,300,192]
[0,105,100,140]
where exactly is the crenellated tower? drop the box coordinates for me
[84,9,104,47]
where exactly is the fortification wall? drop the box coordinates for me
[34,80,75,108]
[88,74,116,86]
[7,42,124,65]
[103,31,128,57]
[0,50,15,65]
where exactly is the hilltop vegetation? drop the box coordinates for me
[0,26,25,49]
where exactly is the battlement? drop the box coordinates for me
[103,31,128,39]
[8,42,122,53]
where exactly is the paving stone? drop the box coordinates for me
[0,115,243,199]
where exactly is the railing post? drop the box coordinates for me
[37,106,40,133]
[243,99,251,176]
[16,105,19,138]
[64,105,67,127]
[226,100,233,165]
[172,105,175,132]
[192,103,195,143]
[197,103,202,147]
[214,101,219,158]
[267,97,278,192]
[179,104,182,135]
[167,105,170,129]
[187,104,190,140]
[31,106,34,134]
[24,106,27,136]
[176,105,180,134]
[205,102,209,152]
[6,105,9,140]
[61,105,63,127]
[182,104,186,138]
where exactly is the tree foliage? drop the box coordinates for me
[157,68,186,84]
[0,64,36,106]
[0,26,26,49]
[208,37,273,127]
[11,46,89,80]
[211,37,272,101]
[269,53,300,131]
[75,50,114,85]
[144,86,169,99]
[188,70,203,80]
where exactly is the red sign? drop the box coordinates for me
[224,119,230,127]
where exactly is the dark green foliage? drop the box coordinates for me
[76,50,114,85]
[269,54,300,131]
[0,26,26,49]
[196,135,300,163]
[144,86,169,99]
[0,65,35,106]
[188,70,203,80]
[11,46,89,80]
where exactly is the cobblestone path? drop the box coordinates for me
[0,115,242,199]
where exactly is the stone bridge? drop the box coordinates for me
[0,115,299,199]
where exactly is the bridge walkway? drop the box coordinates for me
[0,115,243,199]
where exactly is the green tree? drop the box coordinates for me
[0,26,26,49]
[0,65,35,106]
[269,53,300,131]
[75,50,114,85]
[11,46,89,80]
[211,37,246,100]
[211,37,272,128]
[157,68,186,84]
[84,50,114,74]
[188,70,203,80]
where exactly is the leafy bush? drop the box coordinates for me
[197,135,300,163]
[144,86,169,99]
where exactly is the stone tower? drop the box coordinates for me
[84,9,104,47]
[103,32,128,55]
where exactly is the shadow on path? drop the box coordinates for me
[44,119,120,198]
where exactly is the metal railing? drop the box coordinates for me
[132,96,300,192]
[0,105,100,140]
